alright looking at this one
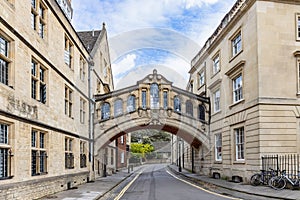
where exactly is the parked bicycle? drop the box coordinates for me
[269,170,300,190]
[250,168,277,186]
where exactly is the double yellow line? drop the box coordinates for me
[114,170,143,200]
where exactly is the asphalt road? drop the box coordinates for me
[110,164,238,200]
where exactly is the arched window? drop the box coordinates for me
[114,99,123,117]
[127,95,136,112]
[186,100,193,117]
[198,104,205,121]
[174,96,181,113]
[150,83,159,109]
[101,102,110,120]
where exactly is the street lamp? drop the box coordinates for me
[178,138,182,172]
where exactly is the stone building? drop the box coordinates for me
[0,0,114,199]
[185,0,300,182]
[77,26,116,177]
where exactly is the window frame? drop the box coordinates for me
[232,73,243,103]
[163,90,168,109]
[150,83,160,109]
[198,70,205,88]
[141,89,147,109]
[80,98,86,124]
[80,141,87,168]
[185,100,193,117]
[230,30,242,59]
[101,102,110,120]
[173,96,181,113]
[65,86,73,118]
[296,13,300,41]
[0,33,13,87]
[212,52,220,75]
[79,56,86,82]
[31,58,47,104]
[31,0,47,39]
[0,122,13,179]
[64,35,73,69]
[31,129,47,176]
[65,137,74,169]
[215,133,222,161]
[213,89,221,113]
[114,99,123,117]
[235,127,245,161]
[127,95,136,113]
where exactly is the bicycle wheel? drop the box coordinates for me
[250,174,261,186]
[269,177,286,190]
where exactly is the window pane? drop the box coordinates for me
[186,100,193,116]
[235,127,244,160]
[0,59,8,85]
[163,91,168,109]
[142,91,146,109]
[198,105,205,121]
[214,90,220,112]
[40,132,45,148]
[174,97,181,112]
[0,124,8,144]
[215,133,222,161]
[127,95,136,112]
[101,103,110,120]
[0,36,9,57]
[0,148,8,177]
[150,84,159,109]
[31,150,37,175]
[114,99,123,117]
[31,130,36,147]
[31,79,37,99]
[233,74,243,102]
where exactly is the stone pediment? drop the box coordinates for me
[137,69,173,86]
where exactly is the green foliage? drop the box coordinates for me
[130,143,154,158]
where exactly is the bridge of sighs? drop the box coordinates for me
[93,70,211,158]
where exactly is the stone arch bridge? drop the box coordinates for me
[94,70,211,158]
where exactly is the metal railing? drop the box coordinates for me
[262,154,300,179]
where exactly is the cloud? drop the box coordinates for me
[115,64,188,90]
[71,0,237,89]
[112,53,137,77]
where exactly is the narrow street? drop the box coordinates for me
[105,164,237,200]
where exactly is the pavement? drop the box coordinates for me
[39,164,300,200]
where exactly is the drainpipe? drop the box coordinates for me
[88,59,95,180]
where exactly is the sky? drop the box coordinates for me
[71,0,237,89]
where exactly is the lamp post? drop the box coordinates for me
[178,138,182,172]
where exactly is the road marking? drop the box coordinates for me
[114,170,143,200]
[166,170,241,200]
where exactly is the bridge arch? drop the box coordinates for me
[94,70,210,156]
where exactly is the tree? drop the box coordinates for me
[130,143,154,158]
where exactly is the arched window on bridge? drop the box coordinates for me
[150,83,159,109]
[173,96,181,113]
[198,104,206,121]
[186,100,193,117]
[127,95,136,113]
[114,99,123,117]
[101,102,110,120]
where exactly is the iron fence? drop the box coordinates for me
[262,154,300,179]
